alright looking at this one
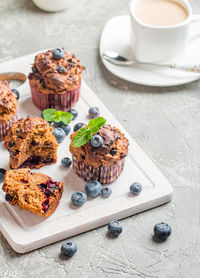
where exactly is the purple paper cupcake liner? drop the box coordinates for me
[0,114,18,141]
[72,155,125,184]
[30,82,81,111]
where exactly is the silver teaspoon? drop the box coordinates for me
[102,51,200,73]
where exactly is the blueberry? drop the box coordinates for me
[90,135,103,148]
[73,122,85,132]
[101,187,112,198]
[88,107,100,118]
[130,182,142,195]
[54,122,71,135]
[71,191,87,206]
[11,89,20,100]
[0,168,6,183]
[5,193,14,202]
[56,66,66,73]
[85,180,102,198]
[154,222,172,240]
[61,242,77,257]
[68,109,78,120]
[110,148,117,156]
[108,220,123,236]
[52,48,64,60]
[53,128,66,143]
[61,157,72,168]
[8,141,15,148]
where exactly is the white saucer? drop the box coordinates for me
[99,15,200,87]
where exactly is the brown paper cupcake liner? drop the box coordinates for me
[30,82,81,111]
[72,155,125,184]
[0,114,18,141]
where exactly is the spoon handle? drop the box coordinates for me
[175,64,200,72]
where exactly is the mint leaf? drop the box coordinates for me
[43,109,73,124]
[72,127,92,148]
[72,116,106,148]
[88,117,106,134]
[54,111,73,124]
[43,109,57,122]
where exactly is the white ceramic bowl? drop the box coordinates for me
[32,0,72,12]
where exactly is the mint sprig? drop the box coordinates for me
[43,109,73,125]
[72,117,106,148]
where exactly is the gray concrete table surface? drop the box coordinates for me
[0,0,200,277]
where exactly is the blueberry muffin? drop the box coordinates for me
[0,81,18,140]
[4,117,58,169]
[70,124,129,184]
[28,48,85,111]
[3,168,63,217]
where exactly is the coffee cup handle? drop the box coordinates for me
[191,14,200,22]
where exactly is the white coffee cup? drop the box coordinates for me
[130,0,200,63]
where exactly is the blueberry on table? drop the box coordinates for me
[54,122,71,135]
[108,220,123,236]
[154,222,172,240]
[73,122,85,132]
[11,89,20,100]
[61,157,72,168]
[61,242,77,257]
[130,182,142,195]
[0,169,6,183]
[52,48,64,60]
[101,187,112,198]
[85,180,102,198]
[68,109,78,120]
[71,191,87,206]
[88,107,100,118]
[90,135,103,148]
[53,128,66,143]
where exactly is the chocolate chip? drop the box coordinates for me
[8,141,15,148]
[110,148,117,156]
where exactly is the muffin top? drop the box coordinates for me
[0,80,18,121]
[28,49,85,94]
[4,116,58,151]
[70,124,129,167]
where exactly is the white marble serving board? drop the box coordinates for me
[0,52,173,253]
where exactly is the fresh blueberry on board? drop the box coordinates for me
[90,135,103,148]
[68,109,78,120]
[54,122,71,135]
[73,122,85,132]
[101,187,112,198]
[108,220,123,236]
[88,107,100,118]
[85,180,102,198]
[61,157,72,168]
[61,242,77,257]
[130,182,142,195]
[11,89,20,100]
[52,48,64,60]
[154,222,172,240]
[5,194,14,202]
[53,128,66,143]
[71,191,87,207]
[0,168,6,183]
